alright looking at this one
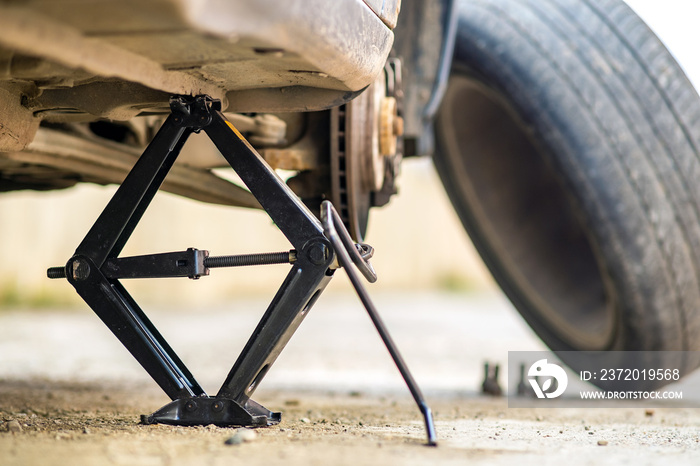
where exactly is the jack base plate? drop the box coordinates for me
[140,397,281,427]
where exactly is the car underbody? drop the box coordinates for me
[0,0,420,238]
[0,0,457,241]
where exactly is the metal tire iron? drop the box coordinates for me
[48,95,437,446]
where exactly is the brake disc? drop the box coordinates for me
[330,60,403,241]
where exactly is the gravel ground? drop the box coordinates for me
[1,291,699,465]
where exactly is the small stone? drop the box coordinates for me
[237,428,257,442]
[225,435,243,446]
[225,428,257,446]
[300,418,310,424]
[645,409,655,417]
[536,416,544,422]
[82,427,91,435]
[598,440,609,446]
[7,420,22,433]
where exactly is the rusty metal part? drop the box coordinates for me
[1,127,260,208]
[244,115,287,147]
[379,96,403,157]
[0,85,40,152]
[371,58,404,209]
[259,112,327,171]
[218,114,288,148]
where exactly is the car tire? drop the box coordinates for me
[434,0,700,377]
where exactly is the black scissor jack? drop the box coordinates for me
[48,95,436,445]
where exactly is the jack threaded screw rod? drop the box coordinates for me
[204,251,296,268]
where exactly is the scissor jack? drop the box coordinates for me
[48,95,436,445]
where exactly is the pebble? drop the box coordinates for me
[598,440,609,446]
[225,435,242,446]
[645,409,655,417]
[7,420,22,433]
[225,428,257,446]
[300,418,310,423]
